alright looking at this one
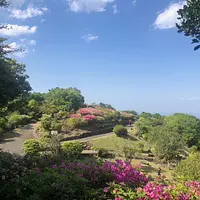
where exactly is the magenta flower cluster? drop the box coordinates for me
[79,107,104,116]
[137,180,200,200]
[51,160,148,186]
[103,160,148,185]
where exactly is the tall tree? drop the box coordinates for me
[0,58,31,107]
[164,113,200,147]
[149,126,184,163]
[177,0,200,50]
[42,87,84,114]
[0,0,31,108]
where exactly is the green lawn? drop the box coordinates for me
[90,133,172,179]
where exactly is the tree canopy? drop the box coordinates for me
[164,113,200,147]
[177,0,200,50]
[149,126,184,162]
[0,57,31,107]
[42,87,84,114]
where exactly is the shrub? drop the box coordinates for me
[79,107,104,116]
[189,145,198,154]
[50,120,62,132]
[113,125,127,137]
[61,141,83,158]
[0,117,7,130]
[174,153,200,181]
[135,142,145,153]
[40,114,52,131]
[7,112,30,129]
[64,117,88,130]
[121,145,136,162]
[23,139,41,155]
[98,148,110,158]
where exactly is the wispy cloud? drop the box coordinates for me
[67,0,115,13]
[5,38,36,58]
[10,5,49,19]
[154,1,186,29]
[5,42,28,58]
[81,34,98,42]
[132,0,136,7]
[112,4,119,14]
[180,97,200,101]
[41,18,46,23]
[0,24,37,36]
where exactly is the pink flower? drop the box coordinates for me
[104,187,109,193]
[137,163,141,170]
[115,198,122,200]
[51,164,57,169]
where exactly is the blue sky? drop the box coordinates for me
[1,0,200,115]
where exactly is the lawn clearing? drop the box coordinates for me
[90,133,172,179]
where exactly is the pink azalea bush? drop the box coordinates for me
[52,160,148,187]
[137,180,200,200]
[82,114,96,121]
[79,107,104,116]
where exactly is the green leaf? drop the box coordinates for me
[192,39,199,44]
[194,45,200,51]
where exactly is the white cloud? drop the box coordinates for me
[81,34,98,42]
[0,24,37,36]
[154,1,186,29]
[10,5,49,19]
[180,97,200,101]
[112,4,119,14]
[4,38,36,58]
[29,40,36,45]
[67,0,115,13]
[20,38,36,45]
[132,0,136,7]
[5,42,28,58]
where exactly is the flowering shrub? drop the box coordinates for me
[1,152,200,200]
[70,113,81,118]
[82,114,96,121]
[50,160,148,188]
[137,179,200,200]
[79,107,104,116]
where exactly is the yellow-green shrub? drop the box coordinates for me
[61,141,83,158]
[23,139,41,155]
[64,118,88,130]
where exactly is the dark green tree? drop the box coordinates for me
[42,87,84,114]
[0,58,31,107]
[0,0,9,7]
[164,113,200,147]
[177,0,200,50]
[149,126,184,164]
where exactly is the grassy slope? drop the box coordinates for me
[90,131,172,179]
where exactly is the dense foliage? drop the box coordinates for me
[42,87,84,114]
[177,0,200,50]
[175,153,200,181]
[0,56,31,108]
[0,151,200,200]
[113,125,128,137]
